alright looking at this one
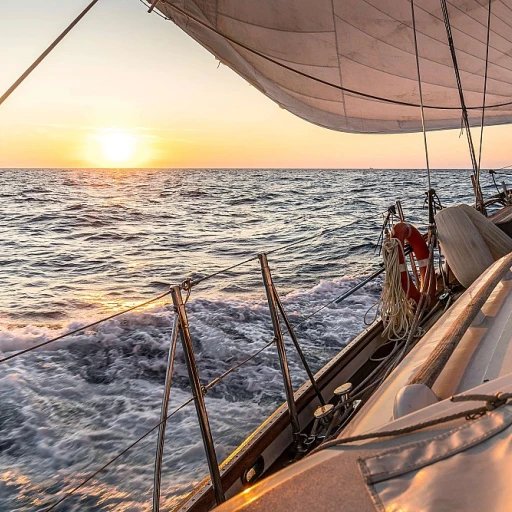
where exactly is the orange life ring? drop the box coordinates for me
[391,222,436,305]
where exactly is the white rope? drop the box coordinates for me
[378,238,415,340]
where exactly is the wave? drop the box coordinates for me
[0,273,381,510]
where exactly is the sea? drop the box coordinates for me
[0,168,493,510]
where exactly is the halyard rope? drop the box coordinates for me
[476,0,492,190]
[439,0,483,211]
[410,0,432,191]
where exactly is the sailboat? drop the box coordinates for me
[2,0,512,511]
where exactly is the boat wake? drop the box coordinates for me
[0,274,379,511]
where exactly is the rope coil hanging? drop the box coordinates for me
[377,237,415,340]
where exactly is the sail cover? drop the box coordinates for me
[154,0,512,134]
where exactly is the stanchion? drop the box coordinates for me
[170,285,225,505]
[153,313,179,511]
[272,284,325,406]
[258,253,303,451]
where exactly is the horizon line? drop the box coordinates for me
[0,167,479,171]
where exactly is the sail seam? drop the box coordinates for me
[157,0,512,111]
[330,0,347,118]
[216,11,333,34]
[333,13,512,91]
[361,0,512,75]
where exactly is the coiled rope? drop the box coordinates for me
[376,238,415,340]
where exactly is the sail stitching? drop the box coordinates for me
[157,0,512,111]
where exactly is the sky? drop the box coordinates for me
[1,0,512,169]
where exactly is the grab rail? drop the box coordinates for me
[409,252,512,388]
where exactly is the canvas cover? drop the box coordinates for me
[214,376,512,512]
[156,0,512,133]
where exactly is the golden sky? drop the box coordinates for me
[1,0,511,169]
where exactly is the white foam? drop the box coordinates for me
[0,274,380,510]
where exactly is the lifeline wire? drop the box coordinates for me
[0,290,171,364]
[0,0,101,107]
[1,220,358,365]
[43,338,275,510]
[189,221,357,289]
[152,0,512,112]
[189,255,260,288]
[187,233,323,288]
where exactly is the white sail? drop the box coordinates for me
[156,0,512,133]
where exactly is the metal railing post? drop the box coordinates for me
[258,253,303,450]
[170,285,225,505]
[271,283,325,406]
[153,313,179,512]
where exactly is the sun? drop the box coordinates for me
[97,130,137,165]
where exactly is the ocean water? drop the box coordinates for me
[0,168,491,510]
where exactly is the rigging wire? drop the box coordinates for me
[43,338,275,511]
[477,0,493,185]
[0,290,171,364]
[0,0,101,107]
[293,266,385,329]
[410,0,432,192]
[189,255,260,288]
[189,220,360,289]
[152,0,512,113]
[439,0,483,210]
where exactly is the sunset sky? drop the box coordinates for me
[1,0,512,169]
